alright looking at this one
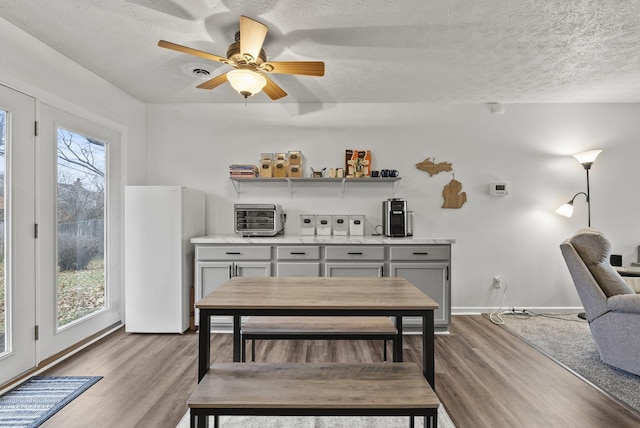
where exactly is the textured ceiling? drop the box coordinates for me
[2,0,640,103]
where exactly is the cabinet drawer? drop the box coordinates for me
[325,245,384,261]
[276,246,321,260]
[388,245,450,261]
[196,245,271,260]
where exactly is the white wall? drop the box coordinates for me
[147,102,640,312]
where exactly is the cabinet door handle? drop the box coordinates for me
[290,252,307,255]
[347,252,363,255]
[413,252,429,255]
[226,252,241,255]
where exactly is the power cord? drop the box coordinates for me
[488,274,533,325]
[488,276,509,325]
[518,310,587,323]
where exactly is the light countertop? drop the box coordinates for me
[191,235,455,245]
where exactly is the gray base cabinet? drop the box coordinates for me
[388,262,449,327]
[193,239,452,332]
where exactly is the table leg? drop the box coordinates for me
[198,311,211,382]
[394,316,403,362]
[423,310,435,388]
[233,315,241,362]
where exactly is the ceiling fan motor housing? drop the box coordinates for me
[228,32,267,66]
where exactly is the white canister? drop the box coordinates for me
[332,215,349,235]
[300,215,316,236]
[316,215,332,236]
[349,215,365,236]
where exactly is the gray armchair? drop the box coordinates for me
[560,227,640,376]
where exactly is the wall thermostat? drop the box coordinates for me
[489,182,509,197]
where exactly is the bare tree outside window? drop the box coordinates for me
[57,128,106,327]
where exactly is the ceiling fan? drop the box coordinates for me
[158,15,325,100]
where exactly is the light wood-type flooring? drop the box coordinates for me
[38,315,640,428]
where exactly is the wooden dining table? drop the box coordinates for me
[195,276,440,387]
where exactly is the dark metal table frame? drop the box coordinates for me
[198,309,434,384]
[195,280,436,428]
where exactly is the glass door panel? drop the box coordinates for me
[38,103,121,360]
[0,84,36,385]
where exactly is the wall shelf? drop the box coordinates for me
[230,177,402,196]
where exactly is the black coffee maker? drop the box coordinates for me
[382,198,412,237]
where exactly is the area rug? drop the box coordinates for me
[0,376,102,428]
[176,405,455,428]
[495,312,640,414]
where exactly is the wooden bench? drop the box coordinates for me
[188,362,439,428]
[240,316,399,362]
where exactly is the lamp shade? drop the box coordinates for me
[555,202,574,218]
[572,150,602,166]
[227,69,267,98]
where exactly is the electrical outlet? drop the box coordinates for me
[493,276,502,288]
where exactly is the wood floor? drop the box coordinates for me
[38,315,640,428]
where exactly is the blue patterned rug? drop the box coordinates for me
[0,376,102,427]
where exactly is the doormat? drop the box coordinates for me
[0,376,102,427]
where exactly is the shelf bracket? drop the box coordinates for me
[286,178,294,197]
[231,179,241,195]
[392,179,400,196]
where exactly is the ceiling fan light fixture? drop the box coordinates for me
[227,69,266,98]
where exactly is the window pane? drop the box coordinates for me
[0,110,6,352]
[57,128,106,327]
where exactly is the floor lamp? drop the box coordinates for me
[556,149,602,320]
[555,149,602,226]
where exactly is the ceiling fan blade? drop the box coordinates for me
[239,15,268,62]
[263,61,325,77]
[196,73,228,90]
[158,40,227,63]
[261,74,287,100]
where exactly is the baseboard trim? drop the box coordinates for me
[453,306,584,315]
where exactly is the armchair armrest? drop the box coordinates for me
[607,294,640,314]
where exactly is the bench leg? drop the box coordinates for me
[194,412,209,428]
[410,415,414,428]
[241,336,246,362]
[251,340,256,362]
[391,337,398,362]
[383,340,388,362]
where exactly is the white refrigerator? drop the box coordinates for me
[124,186,205,333]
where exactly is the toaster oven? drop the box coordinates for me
[234,203,285,237]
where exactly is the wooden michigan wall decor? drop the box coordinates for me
[415,157,453,176]
[442,175,467,209]
[416,157,467,209]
